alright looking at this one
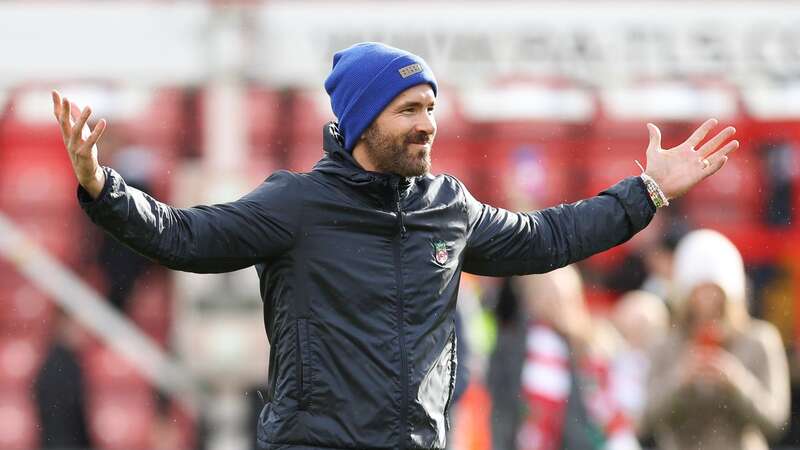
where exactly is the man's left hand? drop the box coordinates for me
[643,119,739,200]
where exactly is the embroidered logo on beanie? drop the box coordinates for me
[398,63,424,78]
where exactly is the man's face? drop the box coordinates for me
[361,84,437,177]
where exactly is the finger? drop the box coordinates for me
[646,123,662,153]
[69,100,81,122]
[684,118,719,148]
[698,126,736,157]
[706,140,739,165]
[69,107,92,148]
[705,155,730,177]
[61,97,72,125]
[69,101,89,140]
[59,97,72,139]
[83,119,107,150]
[52,90,62,119]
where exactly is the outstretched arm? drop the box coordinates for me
[463,119,738,276]
[53,91,298,273]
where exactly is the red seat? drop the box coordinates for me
[128,273,172,346]
[746,119,800,145]
[0,147,77,212]
[122,88,186,154]
[5,214,82,263]
[682,153,762,226]
[430,138,474,185]
[0,119,63,153]
[286,143,325,173]
[579,136,648,196]
[0,392,38,450]
[288,91,335,146]
[247,87,282,159]
[432,84,471,141]
[156,401,198,450]
[0,277,54,337]
[87,391,155,450]
[471,135,576,209]
[0,336,44,389]
[82,344,149,394]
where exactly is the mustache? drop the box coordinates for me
[405,131,432,146]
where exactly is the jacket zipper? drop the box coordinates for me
[393,181,408,449]
[396,184,407,238]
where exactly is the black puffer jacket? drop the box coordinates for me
[78,123,655,450]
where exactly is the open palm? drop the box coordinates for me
[52,90,108,198]
[644,119,738,200]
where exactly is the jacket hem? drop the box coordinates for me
[257,441,394,450]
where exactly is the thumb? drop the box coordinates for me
[647,123,662,153]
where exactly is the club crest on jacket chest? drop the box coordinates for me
[431,240,449,265]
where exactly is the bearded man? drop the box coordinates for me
[53,42,738,450]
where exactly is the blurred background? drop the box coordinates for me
[0,1,799,449]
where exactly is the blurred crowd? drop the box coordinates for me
[451,227,793,450]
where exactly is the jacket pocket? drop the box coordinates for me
[416,329,458,448]
[295,318,312,410]
[256,401,272,446]
[443,330,457,428]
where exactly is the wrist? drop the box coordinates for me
[634,160,669,208]
[80,167,106,199]
[640,172,669,208]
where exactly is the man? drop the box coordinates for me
[53,42,738,450]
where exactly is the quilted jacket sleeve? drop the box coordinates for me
[78,167,299,273]
[462,176,655,276]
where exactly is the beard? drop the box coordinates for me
[362,124,432,177]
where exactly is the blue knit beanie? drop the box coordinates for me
[324,42,438,151]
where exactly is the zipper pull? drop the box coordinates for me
[395,183,407,238]
[257,389,266,406]
[398,202,407,238]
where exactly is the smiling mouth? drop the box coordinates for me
[407,143,431,156]
[405,132,432,148]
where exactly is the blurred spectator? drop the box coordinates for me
[603,213,688,299]
[34,310,91,449]
[445,312,470,450]
[638,220,688,301]
[517,266,639,450]
[487,152,544,450]
[780,346,800,447]
[449,274,494,450]
[643,229,790,450]
[759,140,798,227]
[452,312,471,404]
[487,277,528,450]
[609,290,670,434]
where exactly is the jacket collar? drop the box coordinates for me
[313,122,414,197]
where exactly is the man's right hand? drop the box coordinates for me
[52,90,107,199]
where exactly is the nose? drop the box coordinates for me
[415,110,436,137]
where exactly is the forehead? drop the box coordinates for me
[388,84,436,106]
